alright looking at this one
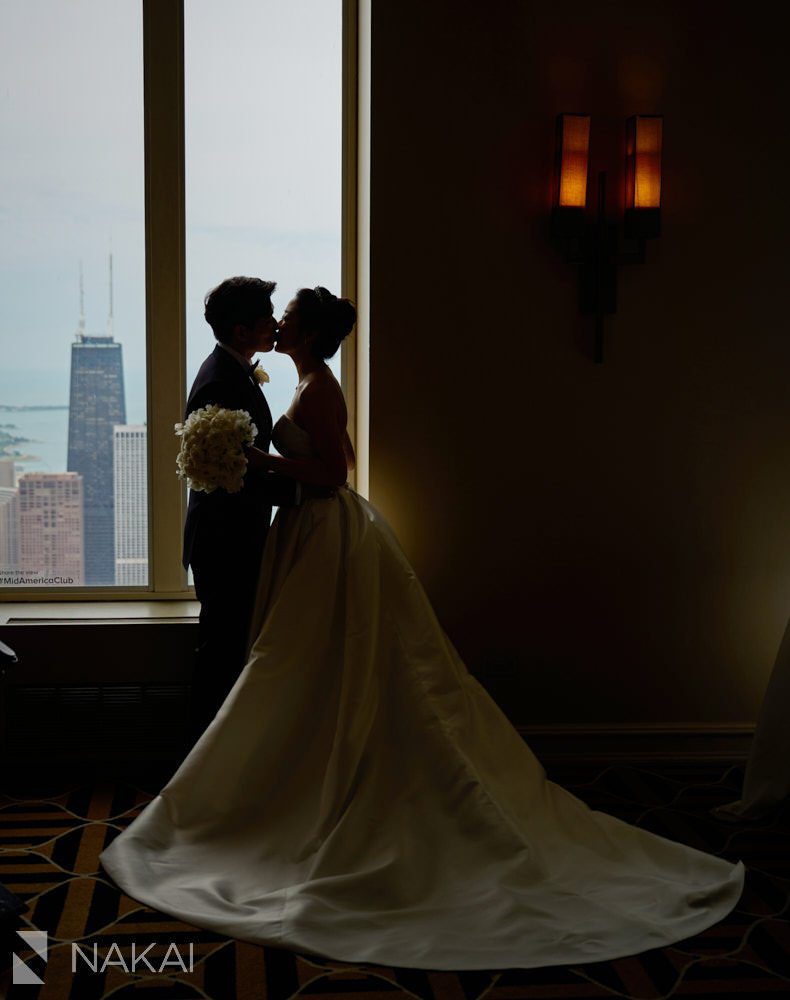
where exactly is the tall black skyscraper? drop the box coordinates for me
[67,259,126,585]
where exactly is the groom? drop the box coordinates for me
[183,276,299,745]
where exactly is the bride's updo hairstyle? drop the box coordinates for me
[295,286,356,360]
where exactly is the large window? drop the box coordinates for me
[185,0,343,416]
[0,0,350,600]
[0,0,146,589]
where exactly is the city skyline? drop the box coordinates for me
[0,271,142,587]
[1,0,343,590]
[0,271,342,588]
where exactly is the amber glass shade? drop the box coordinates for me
[626,115,663,210]
[556,114,591,209]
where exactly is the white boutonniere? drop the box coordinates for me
[249,359,270,385]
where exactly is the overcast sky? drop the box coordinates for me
[0,0,342,422]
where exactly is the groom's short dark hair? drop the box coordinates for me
[204,276,276,343]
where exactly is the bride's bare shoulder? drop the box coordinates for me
[297,369,346,420]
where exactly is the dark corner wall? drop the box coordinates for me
[366,0,790,725]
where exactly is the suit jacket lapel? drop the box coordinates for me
[211,346,272,446]
[250,383,272,446]
[213,344,272,420]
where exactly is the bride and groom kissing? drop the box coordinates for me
[181,276,354,747]
[98,274,745,972]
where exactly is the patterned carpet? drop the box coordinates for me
[1,758,789,999]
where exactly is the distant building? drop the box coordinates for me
[0,458,14,488]
[114,425,148,586]
[67,334,126,585]
[18,473,84,585]
[0,486,18,572]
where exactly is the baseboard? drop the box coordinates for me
[516,723,755,763]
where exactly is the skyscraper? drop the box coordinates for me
[67,259,126,585]
[18,473,84,584]
[114,424,148,586]
[0,486,18,573]
[0,457,15,488]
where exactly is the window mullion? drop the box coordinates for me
[348,0,370,498]
[143,0,188,595]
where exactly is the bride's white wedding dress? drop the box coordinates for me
[99,414,745,971]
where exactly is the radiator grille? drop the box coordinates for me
[4,683,190,755]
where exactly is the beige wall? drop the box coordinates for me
[366,0,790,725]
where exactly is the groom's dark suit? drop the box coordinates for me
[183,343,296,741]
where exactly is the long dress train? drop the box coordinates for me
[99,415,745,971]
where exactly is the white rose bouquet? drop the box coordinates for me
[174,404,258,494]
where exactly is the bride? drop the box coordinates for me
[99,286,745,971]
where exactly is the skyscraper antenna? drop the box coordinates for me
[78,261,85,341]
[107,252,114,338]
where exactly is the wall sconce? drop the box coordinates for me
[625,115,663,239]
[555,113,590,215]
[552,113,663,363]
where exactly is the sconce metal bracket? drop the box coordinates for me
[552,171,655,364]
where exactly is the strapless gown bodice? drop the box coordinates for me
[99,416,745,970]
[272,413,316,460]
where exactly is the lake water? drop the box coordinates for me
[0,408,70,476]
[0,367,146,479]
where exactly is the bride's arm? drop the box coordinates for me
[244,382,348,488]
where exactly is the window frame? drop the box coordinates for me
[1,0,361,604]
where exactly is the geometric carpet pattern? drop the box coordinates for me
[1,758,789,999]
